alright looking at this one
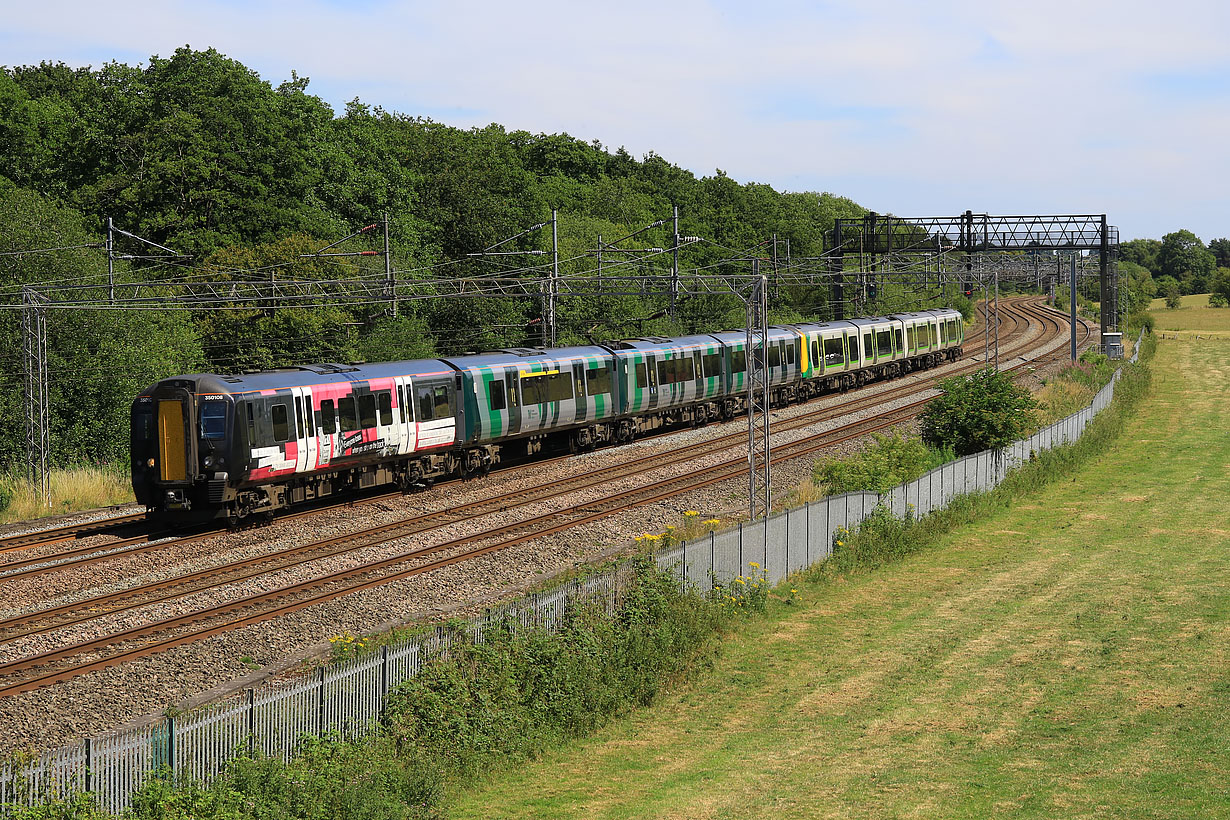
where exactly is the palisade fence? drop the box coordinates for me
[1,332,1143,816]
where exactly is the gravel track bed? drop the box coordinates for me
[0,309,1063,755]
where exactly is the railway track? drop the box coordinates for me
[0,297,1090,697]
[1,295,1050,580]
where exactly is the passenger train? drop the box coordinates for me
[131,309,964,524]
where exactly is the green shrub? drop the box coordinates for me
[813,430,952,495]
[920,368,1040,456]
[380,556,723,785]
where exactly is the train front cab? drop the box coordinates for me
[132,381,204,523]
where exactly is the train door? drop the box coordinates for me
[157,398,189,481]
[290,387,317,473]
[394,377,418,455]
[572,362,587,423]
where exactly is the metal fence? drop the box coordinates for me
[0,331,1143,816]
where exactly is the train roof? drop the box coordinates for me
[169,359,455,396]
[442,345,613,370]
[608,333,732,353]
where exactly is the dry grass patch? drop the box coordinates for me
[0,466,133,524]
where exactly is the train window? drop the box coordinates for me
[768,345,781,368]
[919,324,930,347]
[587,366,611,395]
[896,329,904,353]
[546,372,573,402]
[949,319,960,340]
[506,376,519,408]
[521,374,547,405]
[656,360,672,385]
[489,379,506,411]
[246,402,257,442]
[730,349,746,373]
[397,385,407,423]
[294,396,305,438]
[907,326,916,351]
[824,337,844,366]
[787,343,796,365]
[378,392,393,426]
[693,352,703,381]
[359,394,377,428]
[635,361,647,388]
[271,403,291,443]
[876,330,892,357]
[322,398,337,432]
[848,335,859,361]
[305,398,315,436]
[574,365,584,399]
[339,396,359,432]
[417,387,435,420]
[702,353,723,379]
[134,408,154,440]
[657,357,696,385]
[321,399,336,433]
[863,333,873,358]
[432,385,451,418]
[200,403,227,440]
[811,339,820,367]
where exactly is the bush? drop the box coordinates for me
[813,429,953,495]
[920,368,1040,456]
[380,556,723,785]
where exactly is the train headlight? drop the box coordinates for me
[203,455,214,468]
[146,458,155,468]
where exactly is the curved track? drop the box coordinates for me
[0,297,1096,697]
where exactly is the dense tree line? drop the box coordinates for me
[1120,229,1230,305]
[1,47,874,469]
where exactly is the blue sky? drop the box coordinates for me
[3,0,1229,242]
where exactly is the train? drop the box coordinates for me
[131,308,965,525]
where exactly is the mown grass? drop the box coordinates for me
[1149,293,1230,334]
[0,466,133,525]
[448,332,1230,818]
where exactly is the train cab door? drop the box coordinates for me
[156,396,190,482]
[290,387,317,473]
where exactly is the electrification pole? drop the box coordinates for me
[746,266,770,522]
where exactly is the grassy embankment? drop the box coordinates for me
[449,326,1229,815]
[0,466,132,526]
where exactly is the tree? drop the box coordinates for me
[1208,238,1230,269]
[1119,238,1161,273]
[1208,268,1230,308]
[1158,230,1216,294]
[920,368,1039,456]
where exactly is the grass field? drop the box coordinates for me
[1149,293,1230,334]
[449,337,1230,817]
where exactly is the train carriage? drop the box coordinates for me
[445,345,619,458]
[132,360,462,524]
[132,306,967,524]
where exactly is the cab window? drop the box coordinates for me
[200,403,227,440]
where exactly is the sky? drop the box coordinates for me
[3,0,1228,243]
